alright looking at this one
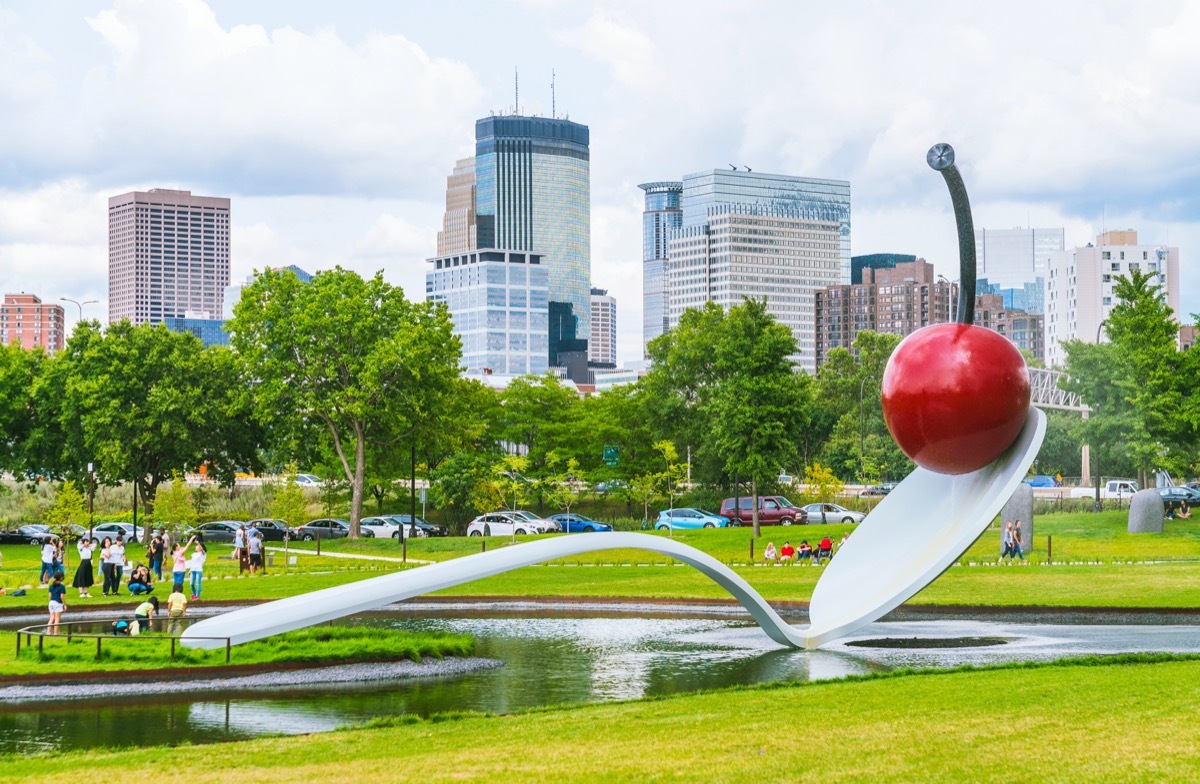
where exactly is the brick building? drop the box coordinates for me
[0,293,66,353]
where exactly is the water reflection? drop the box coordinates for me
[2,614,1198,756]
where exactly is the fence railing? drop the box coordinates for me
[14,618,232,662]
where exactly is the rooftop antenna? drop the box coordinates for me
[551,69,556,119]
[514,67,519,115]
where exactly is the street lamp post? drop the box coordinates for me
[60,298,99,323]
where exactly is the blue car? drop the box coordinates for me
[656,508,729,530]
[547,513,613,533]
[1023,475,1061,488]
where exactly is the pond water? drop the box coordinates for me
[2,611,1198,756]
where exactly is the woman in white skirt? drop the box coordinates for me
[72,537,96,598]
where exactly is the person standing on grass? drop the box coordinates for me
[171,541,191,592]
[233,525,246,571]
[47,572,67,635]
[39,540,57,585]
[247,531,263,576]
[147,534,164,581]
[166,584,188,635]
[999,521,1016,564]
[189,541,207,600]
[110,536,127,591]
[1011,520,1026,562]
[73,537,96,598]
[99,537,114,595]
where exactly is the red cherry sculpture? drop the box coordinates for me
[881,323,1030,475]
[877,143,1032,475]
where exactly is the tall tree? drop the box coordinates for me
[707,299,811,537]
[29,322,258,528]
[229,267,461,536]
[0,343,43,479]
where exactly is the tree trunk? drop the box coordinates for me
[349,434,366,538]
[751,479,761,539]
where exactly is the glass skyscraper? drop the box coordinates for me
[639,181,682,356]
[475,116,591,351]
[974,227,1064,290]
[427,114,591,379]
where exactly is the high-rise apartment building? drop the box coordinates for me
[589,287,616,367]
[0,293,65,353]
[108,189,230,326]
[975,227,1064,290]
[639,181,682,355]
[1045,230,1181,367]
[427,115,591,380]
[814,258,1044,366]
[665,169,851,373]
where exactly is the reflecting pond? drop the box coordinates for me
[2,612,1198,756]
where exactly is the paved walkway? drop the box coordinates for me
[265,546,432,565]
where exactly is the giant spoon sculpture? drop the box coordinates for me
[184,145,1045,652]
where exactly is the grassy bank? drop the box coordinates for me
[4,656,1199,782]
[0,625,473,676]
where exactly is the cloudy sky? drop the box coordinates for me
[2,0,1198,362]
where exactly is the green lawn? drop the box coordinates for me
[3,511,1199,614]
[5,656,1199,782]
[0,625,473,676]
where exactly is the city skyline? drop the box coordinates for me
[2,1,1199,364]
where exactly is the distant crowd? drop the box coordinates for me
[762,532,851,564]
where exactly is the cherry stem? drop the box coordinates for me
[926,143,976,325]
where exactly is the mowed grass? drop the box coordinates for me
[0,625,473,676]
[4,511,1199,613]
[4,656,1200,782]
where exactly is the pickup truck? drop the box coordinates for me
[1070,480,1140,499]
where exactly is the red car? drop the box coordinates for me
[719,496,807,526]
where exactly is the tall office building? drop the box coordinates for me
[589,287,616,367]
[0,293,65,353]
[108,189,230,326]
[428,115,591,380]
[639,181,682,355]
[666,169,851,373]
[975,227,1064,289]
[1044,230,1181,367]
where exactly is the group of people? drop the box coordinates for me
[999,520,1026,563]
[110,584,190,637]
[763,532,848,564]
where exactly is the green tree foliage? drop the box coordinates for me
[45,480,88,531]
[153,473,198,530]
[27,322,258,529]
[1062,270,1190,483]
[0,343,43,478]
[802,463,845,521]
[271,464,311,527]
[430,451,502,529]
[229,266,461,536]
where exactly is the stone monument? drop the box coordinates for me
[1128,489,1164,534]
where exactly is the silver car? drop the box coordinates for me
[801,503,866,524]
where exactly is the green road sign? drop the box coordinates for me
[603,445,619,467]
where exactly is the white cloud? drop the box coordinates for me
[555,11,663,90]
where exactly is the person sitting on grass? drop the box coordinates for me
[127,564,155,595]
[166,584,188,635]
[1177,502,1192,520]
[133,595,159,633]
[763,542,777,563]
[779,541,796,563]
[797,540,812,560]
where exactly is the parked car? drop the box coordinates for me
[293,473,323,487]
[655,508,729,530]
[89,522,147,542]
[0,525,59,545]
[386,515,447,537]
[466,512,550,537]
[860,483,897,496]
[510,510,561,533]
[719,496,807,526]
[359,516,403,539]
[1157,486,1200,514]
[246,519,293,541]
[800,503,866,524]
[293,518,362,541]
[594,480,626,494]
[185,521,243,543]
[547,513,613,533]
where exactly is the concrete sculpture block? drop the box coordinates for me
[1128,489,1164,534]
